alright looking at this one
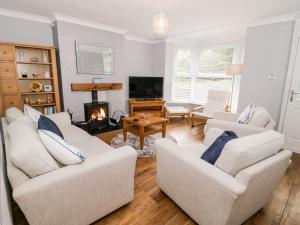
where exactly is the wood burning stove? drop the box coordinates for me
[84,101,109,132]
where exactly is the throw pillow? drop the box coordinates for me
[237,103,255,124]
[5,107,25,124]
[38,130,86,165]
[201,131,238,165]
[248,107,271,127]
[7,120,59,177]
[24,104,42,126]
[38,115,64,139]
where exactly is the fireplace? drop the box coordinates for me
[84,101,109,131]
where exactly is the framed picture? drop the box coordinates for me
[44,84,53,92]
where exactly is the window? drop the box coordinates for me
[195,48,234,103]
[173,49,192,100]
[172,46,241,111]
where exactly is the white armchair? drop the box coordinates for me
[191,89,230,127]
[155,128,291,225]
[204,107,276,137]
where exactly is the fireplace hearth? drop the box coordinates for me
[84,101,109,132]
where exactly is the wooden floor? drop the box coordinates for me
[95,118,300,225]
[14,118,300,225]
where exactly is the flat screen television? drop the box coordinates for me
[129,76,164,99]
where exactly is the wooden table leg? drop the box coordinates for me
[123,120,128,141]
[162,121,167,138]
[139,126,145,150]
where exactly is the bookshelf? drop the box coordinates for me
[0,42,61,116]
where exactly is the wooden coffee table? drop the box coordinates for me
[123,116,168,149]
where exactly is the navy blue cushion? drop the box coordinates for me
[201,131,238,165]
[38,115,64,139]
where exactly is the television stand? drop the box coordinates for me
[135,98,160,101]
[128,99,165,117]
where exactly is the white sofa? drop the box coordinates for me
[2,109,138,225]
[155,128,291,225]
[204,109,276,137]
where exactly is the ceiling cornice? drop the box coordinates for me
[248,12,300,27]
[53,13,128,35]
[0,8,51,24]
[125,35,166,44]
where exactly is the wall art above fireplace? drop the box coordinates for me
[75,41,114,75]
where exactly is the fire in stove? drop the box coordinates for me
[90,108,106,121]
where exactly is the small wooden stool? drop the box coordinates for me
[165,106,190,122]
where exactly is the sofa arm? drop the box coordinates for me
[47,112,71,129]
[13,146,137,225]
[155,138,246,225]
[204,119,269,137]
[214,111,240,122]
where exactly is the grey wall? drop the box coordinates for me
[153,42,166,76]
[0,16,53,45]
[125,40,153,113]
[238,21,294,124]
[125,40,153,76]
[164,42,174,100]
[53,21,126,121]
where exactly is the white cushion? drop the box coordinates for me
[166,106,189,113]
[192,112,214,119]
[15,116,36,129]
[38,130,86,165]
[203,90,229,115]
[24,104,42,126]
[237,103,255,124]
[7,121,59,177]
[203,128,224,146]
[5,107,24,124]
[215,130,284,176]
[248,107,271,127]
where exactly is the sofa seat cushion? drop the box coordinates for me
[73,136,113,157]
[60,126,91,144]
[7,121,59,177]
[5,107,24,124]
[215,130,284,176]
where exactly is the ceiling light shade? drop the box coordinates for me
[226,64,243,75]
[153,13,169,34]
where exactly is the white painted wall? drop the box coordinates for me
[53,21,126,121]
[0,15,53,45]
[238,21,294,125]
[153,42,166,77]
[125,39,154,112]
[125,40,153,76]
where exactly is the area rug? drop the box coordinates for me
[110,133,162,157]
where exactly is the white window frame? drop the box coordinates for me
[171,43,244,111]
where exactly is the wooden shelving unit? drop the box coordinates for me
[16,61,52,65]
[0,42,61,116]
[128,99,165,117]
[21,92,55,95]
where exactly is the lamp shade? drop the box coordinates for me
[226,64,243,75]
[153,13,169,34]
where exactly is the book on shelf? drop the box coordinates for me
[43,106,56,115]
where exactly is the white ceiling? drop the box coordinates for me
[0,0,300,42]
